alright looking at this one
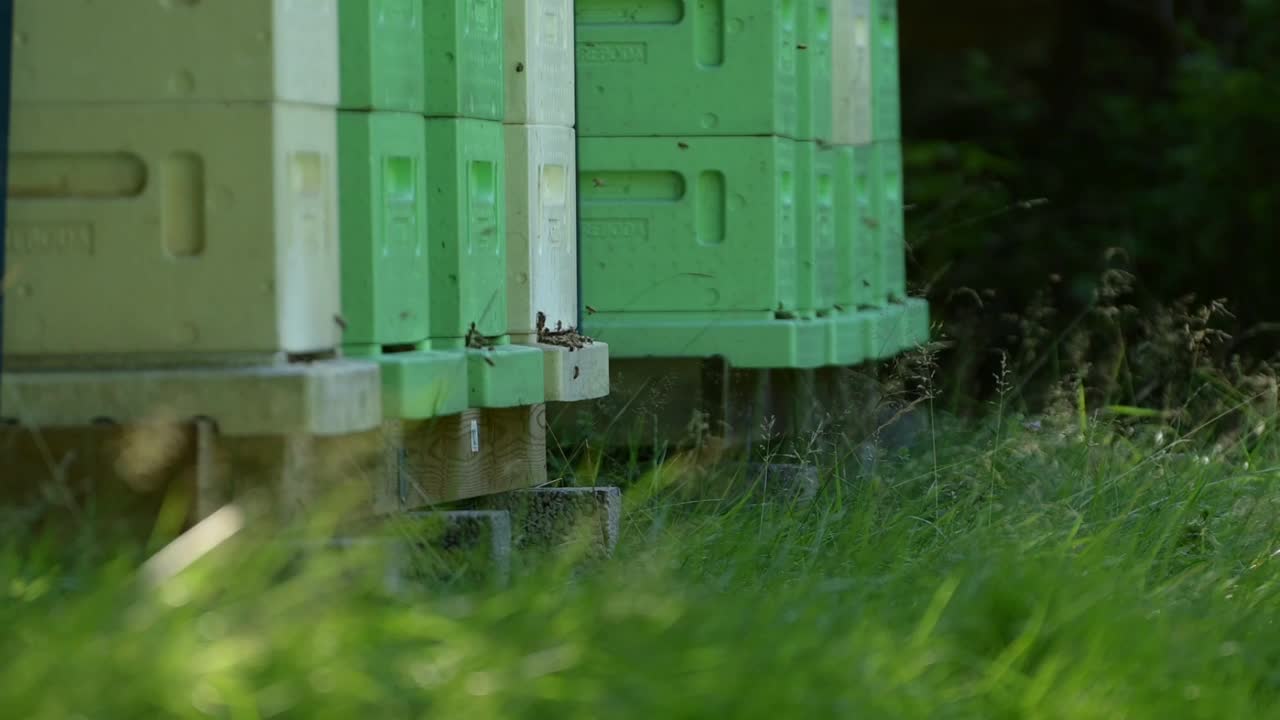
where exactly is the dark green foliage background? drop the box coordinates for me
[901,0,1280,382]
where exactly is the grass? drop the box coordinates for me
[4,281,1279,718]
[4,398,1280,719]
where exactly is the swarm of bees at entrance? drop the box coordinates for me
[536,311,594,352]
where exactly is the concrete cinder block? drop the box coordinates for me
[292,510,514,592]
[400,510,513,587]
[483,486,622,558]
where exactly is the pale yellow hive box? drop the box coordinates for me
[503,124,578,340]
[540,341,609,402]
[831,0,873,145]
[11,0,338,106]
[4,102,342,364]
[504,0,575,126]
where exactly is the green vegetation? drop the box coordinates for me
[903,1,1280,398]
[6,4,1276,714]
[5,297,1280,717]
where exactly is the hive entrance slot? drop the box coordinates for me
[381,343,419,355]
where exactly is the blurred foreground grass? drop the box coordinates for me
[4,402,1280,720]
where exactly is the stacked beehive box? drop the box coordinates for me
[337,0,464,419]
[2,4,381,397]
[831,0,928,358]
[7,2,343,366]
[574,0,927,373]
[0,1,612,516]
[420,0,547,411]
[574,2,823,368]
[0,1,386,519]
[503,0,609,402]
[339,0,605,418]
[332,0,607,510]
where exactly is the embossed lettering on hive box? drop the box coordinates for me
[5,224,95,257]
[575,42,646,64]
[581,219,648,242]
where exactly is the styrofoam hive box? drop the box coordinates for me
[338,111,431,350]
[12,0,338,105]
[504,0,574,126]
[578,135,798,314]
[4,103,341,361]
[831,0,872,145]
[422,0,505,120]
[504,124,577,338]
[338,0,426,111]
[423,118,508,340]
[876,141,907,301]
[797,0,834,142]
[575,1,799,137]
[871,0,901,141]
[796,142,838,314]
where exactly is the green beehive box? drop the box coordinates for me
[901,297,931,351]
[577,135,798,315]
[871,0,900,141]
[831,0,873,145]
[424,118,508,342]
[796,142,839,315]
[873,141,907,302]
[832,146,877,310]
[827,306,873,366]
[339,111,472,420]
[574,1,799,137]
[584,313,827,369]
[339,111,431,350]
[869,297,928,358]
[338,0,426,111]
[467,343,546,407]
[423,0,505,120]
[378,350,471,418]
[798,0,834,142]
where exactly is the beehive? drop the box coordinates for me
[424,118,508,342]
[873,141,907,302]
[423,0,505,120]
[337,111,431,351]
[795,142,839,315]
[831,0,873,145]
[797,0,834,142]
[831,145,876,310]
[5,103,340,362]
[11,0,339,105]
[504,0,575,126]
[578,136,798,315]
[338,0,426,112]
[504,124,577,340]
[871,0,901,141]
[574,1,799,137]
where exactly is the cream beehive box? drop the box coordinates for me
[503,123,577,340]
[4,102,341,364]
[11,0,338,105]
